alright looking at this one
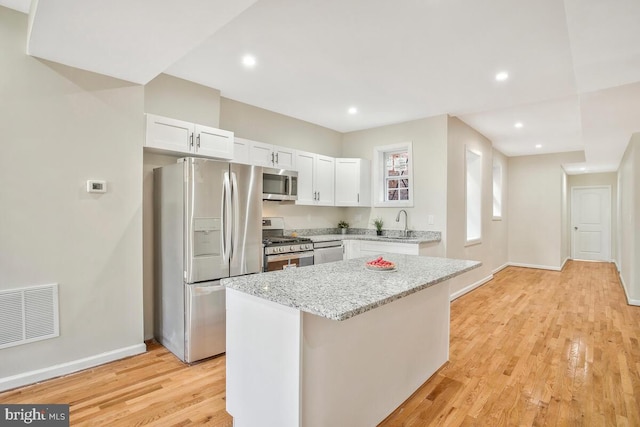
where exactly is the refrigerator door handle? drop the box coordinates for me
[222,171,232,263]
[231,172,240,260]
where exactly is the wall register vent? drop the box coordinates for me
[0,283,59,350]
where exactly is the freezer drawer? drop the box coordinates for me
[185,281,226,363]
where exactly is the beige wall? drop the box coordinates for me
[491,149,509,272]
[508,151,585,269]
[445,117,495,297]
[341,115,449,242]
[567,172,618,261]
[145,73,221,127]
[0,7,144,380]
[220,97,342,158]
[220,97,345,229]
[617,133,639,304]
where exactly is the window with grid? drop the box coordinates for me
[384,150,410,201]
[373,142,413,207]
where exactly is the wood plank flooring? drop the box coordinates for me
[1,261,638,426]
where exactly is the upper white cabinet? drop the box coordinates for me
[295,151,335,206]
[145,114,234,160]
[232,137,251,165]
[335,158,371,207]
[248,140,296,170]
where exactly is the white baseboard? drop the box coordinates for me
[0,343,146,392]
[507,262,562,271]
[492,263,509,274]
[450,274,493,301]
[618,272,640,306]
[560,257,569,270]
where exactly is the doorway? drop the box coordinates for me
[571,186,612,261]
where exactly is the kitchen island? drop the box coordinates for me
[222,254,480,427]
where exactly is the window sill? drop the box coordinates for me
[465,239,482,247]
[373,200,414,208]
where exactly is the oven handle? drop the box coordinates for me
[266,251,314,263]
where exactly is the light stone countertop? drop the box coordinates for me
[222,254,480,321]
[306,233,441,244]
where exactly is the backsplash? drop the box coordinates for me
[286,228,442,241]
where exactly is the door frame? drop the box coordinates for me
[570,185,612,261]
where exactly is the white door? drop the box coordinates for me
[273,146,296,170]
[145,114,193,154]
[571,186,611,261]
[248,141,275,168]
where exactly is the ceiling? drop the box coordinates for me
[3,0,639,174]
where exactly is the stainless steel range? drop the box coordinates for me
[262,217,314,272]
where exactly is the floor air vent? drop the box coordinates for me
[0,284,59,349]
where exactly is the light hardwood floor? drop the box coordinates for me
[1,261,638,426]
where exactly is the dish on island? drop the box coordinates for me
[365,256,396,271]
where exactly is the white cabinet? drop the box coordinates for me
[335,158,371,207]
[248,140,296,169]
[232,137,251,165]
[145,114,234,160]
[295,151,335,206]
[343,240,428,260]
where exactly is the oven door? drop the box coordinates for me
[265,251,314,272]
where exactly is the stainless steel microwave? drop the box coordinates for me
[263,167,298,201]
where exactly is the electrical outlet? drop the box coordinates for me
[428,215,434,225]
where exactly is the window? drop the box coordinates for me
[493,163,502,219]
[373,142,413,207]
[465,148,482,244]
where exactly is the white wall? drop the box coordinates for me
[0,7,144,384]
[445,117,496,297]
[340,115,449,242]
[567,172,618,261]
[617,133,639,305]
[508,151,585,270]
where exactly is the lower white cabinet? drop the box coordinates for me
[145,114,234,160]
[343,240,441,260]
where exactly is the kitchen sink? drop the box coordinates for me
[380,236,415,240]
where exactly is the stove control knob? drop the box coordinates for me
[279,247,285,253]
[290,246,295,251]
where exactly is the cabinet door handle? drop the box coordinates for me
[357,193,360,203]
[271,152,275,165]
[317,191,320,201]
[313,191,317,201]
[275,152,279,164]
[196,134,201,149]
[190,133,194,148]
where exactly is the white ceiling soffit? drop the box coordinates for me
[26,0,258,84]
[0,0,30,13]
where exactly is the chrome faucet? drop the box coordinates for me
[396,209,408,237]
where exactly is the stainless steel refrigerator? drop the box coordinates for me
[154,157,262,363]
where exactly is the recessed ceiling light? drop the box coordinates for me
[348,107,358,115]
[535,144,542,148]
[514,122,523,128]
[242,55,256,68]
[579,167,586,171]
[495,71,509,81]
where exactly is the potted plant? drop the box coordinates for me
[338,220,349,235]
[373,217,384,236]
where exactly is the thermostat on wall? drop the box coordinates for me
[86,180,107,193]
